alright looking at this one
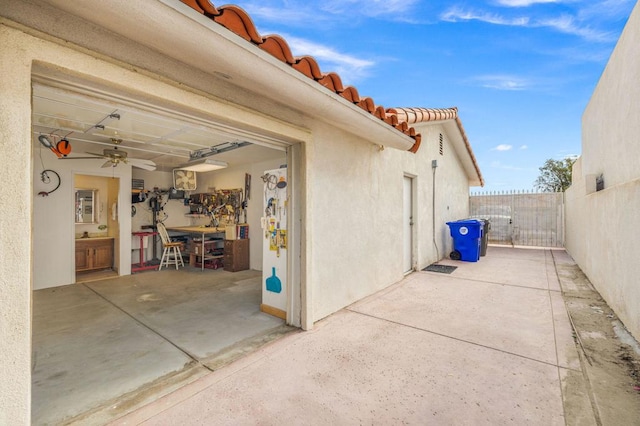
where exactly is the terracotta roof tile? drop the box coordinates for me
[292,56,323,80]
[183,0,206,14]
[384,113,399,126]
[260,35,295,64]
[357,97,376,113]
[213,5,262,44]
[194,0,220,16]
[318,72,345,93]
[180,0,423,153]
[408,134,422,153]
[340,86,361,103]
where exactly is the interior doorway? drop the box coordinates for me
[74,174,119,283]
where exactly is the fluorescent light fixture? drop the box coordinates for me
[179,158,228,172]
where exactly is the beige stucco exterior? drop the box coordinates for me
[565,3,640,341]
[0,1,481,422]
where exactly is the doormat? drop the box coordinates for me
[423,264,457,274]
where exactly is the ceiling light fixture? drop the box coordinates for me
[179,158,228,172]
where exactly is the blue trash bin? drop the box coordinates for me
[446,219,483,262]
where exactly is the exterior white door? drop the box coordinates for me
[403,176,413,273]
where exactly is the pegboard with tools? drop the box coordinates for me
[261,172,287,256]
[188,188,244,226]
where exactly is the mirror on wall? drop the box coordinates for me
[75,189,98,223]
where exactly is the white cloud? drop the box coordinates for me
[440,6,616,42]
[474,75,531,91]
[520,145,528,150]
[537,15,615,42]
[494,0,560,7]
[492,144,514,151]
[322,0,419,16]
[284,35,375,84]
[441,8,530,26]
[244,0,420,23]
[242,5,313,23]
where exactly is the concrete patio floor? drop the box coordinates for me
[111,246,639,425]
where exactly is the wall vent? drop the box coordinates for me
[439,134,444,155]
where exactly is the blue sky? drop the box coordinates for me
[236,0,635,191]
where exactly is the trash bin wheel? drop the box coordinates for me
[450,250,461,261]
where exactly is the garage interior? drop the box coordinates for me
[31,83,297,424]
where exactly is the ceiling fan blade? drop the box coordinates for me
[101,160,115,168]
[129,158,157,171]
[85,152,108,157]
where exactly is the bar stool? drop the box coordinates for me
[157,223,184,270]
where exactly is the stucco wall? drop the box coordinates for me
[0,23,33,426]
[565,3,640,341]
[308,122,471,321]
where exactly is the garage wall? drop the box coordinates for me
[130,169,191,263]
[307,121,472,321]
[33,148,132,290]
[198,156,286,271]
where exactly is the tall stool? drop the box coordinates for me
[157,223,184,270]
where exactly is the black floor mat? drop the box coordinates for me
[423,264,457,274]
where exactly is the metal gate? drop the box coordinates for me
[469,190,564,247]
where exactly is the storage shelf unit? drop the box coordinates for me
[189,237,224,269]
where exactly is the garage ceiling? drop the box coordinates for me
[31,85,286,172]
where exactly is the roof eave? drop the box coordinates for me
[443,119,484,187]
[34,0,415,151]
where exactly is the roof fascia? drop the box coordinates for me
[34,0,414,151]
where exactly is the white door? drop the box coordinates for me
[403,176,413,273]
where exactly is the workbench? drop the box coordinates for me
[165,226,225,271]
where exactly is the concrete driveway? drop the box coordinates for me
[112,247,591,425]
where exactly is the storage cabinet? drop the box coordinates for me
[76,238,114,272]
[224,239,250,272]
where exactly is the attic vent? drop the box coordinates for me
[439,134,444,156]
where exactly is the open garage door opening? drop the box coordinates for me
[31,81,302,425]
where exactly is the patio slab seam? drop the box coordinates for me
[417,270,562,293]
[346,307,563,370]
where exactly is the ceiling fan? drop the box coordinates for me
[60,138,156,171]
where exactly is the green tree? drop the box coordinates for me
[534,157,576,192]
